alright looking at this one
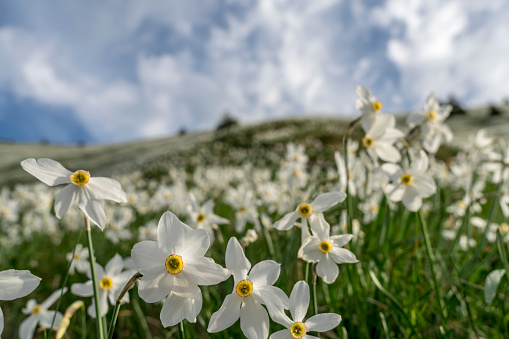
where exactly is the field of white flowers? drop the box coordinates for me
[1,87,509,338]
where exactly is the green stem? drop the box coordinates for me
[107,301,121,339]
[47,229,83,336]
[179,321,186,339]
[312,265,320,338]
[85,216,105,339]
[132,297,152,339]
[81,305,87,339]
[417,210,447,324]
[107,272,143,339]
[343,139,354,235]
[304,262,310,283]
[263,228,275,258]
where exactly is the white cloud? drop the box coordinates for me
[0,0,508,142]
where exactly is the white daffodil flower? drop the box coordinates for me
[19,288,67,339]
[208,237,289,339]
[0,270,41,336]
[300,215,358,284]
[361,115,405,163]
[270,281,341,339]
[407,92,453,153]
[71,254,135,318]
[382,150,437,212]
[65,244,90,275]
[21,158,127,229]
[131,212,230,327]
[274,192,346,245]
[355,86,386,132]
[187,193,229,238]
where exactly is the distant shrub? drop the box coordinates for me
[489,105,502,116]
[446,96,466,116]
[216,111,238,131]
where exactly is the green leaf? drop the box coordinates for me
[484,269,506,305]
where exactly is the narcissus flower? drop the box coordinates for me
[131,212,230,327]
[71,254,135,318]
[300,215,358,284]
[356,86,385,132]
[270,281,342,339]
[21,158,127,229]
[0,270,41,336]
[361,115,404,163]
[382,150,436,211]
[273,192,346,245]
[19,288,67,339]
[208,237,289,339]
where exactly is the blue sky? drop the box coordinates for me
[0,0,508,144]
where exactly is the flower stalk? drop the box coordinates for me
[85,216,105,339]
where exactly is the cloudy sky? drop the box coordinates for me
[0,0,508,144]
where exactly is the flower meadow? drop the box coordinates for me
[1,87,509,338]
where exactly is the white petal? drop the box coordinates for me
[240,297,269,339]
[290,281,309,322]
[180,228,210,259]
[171,275,201,299]
[402,187,422,212]
[0,307,4,336]
[78,189,106,229]
[248,260,280,288]
[381,163,403,181]
[209,214,230,225]
[105,253,124,277]
[137,267,169,303]
[375,144,401,163]
[54,185,79,219]
[41,288,67,309]
[385,184,405,202]
[411,150,429,175]
[316,256,339,284]
[0,270,41,300]
[412,176,436,198]
[309,215,330,240]
[71,281,93,297]
[131,240,166,271]
[330,234,354,248]
[87,177,127,203]
[226,237,251,281]
[329,247,358,264]
[310,192,345,212]
[273,211,300,231]
[158,212,185,255]
[160,291,203,327]
[300,237,322,263]
[39,310,63,329]
[183,256,230,286]
[208,293,242,333]
[18,315,38,339]
[305,313,342,332]
[270,329,294,339]
[20,158,72,186]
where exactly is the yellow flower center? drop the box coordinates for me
[31,305,42,315]
[99,277,113,290]
[319,240,332,253]
[239,206,246,212]
[298,203,312,217]
[500,224,509,235]
[165,254,184,274]
[70,170,90,186]
[401,174,413,186]
[236,279,253,297]
[0,209,7,216]
[362,137,374,148]
[197,213,205,222]
[372,100,382,111]
[293,169,301,177]
[427,110,437,122]
[290,322,307,338]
